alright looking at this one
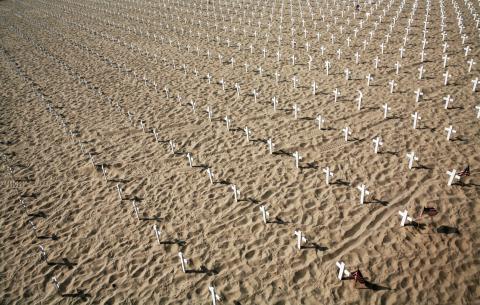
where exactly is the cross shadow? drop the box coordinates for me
[47,258,77,269]
[412,164,432,170]
[272,149,291,156]
[185,265,219,276]
[365,198,389,206]
[20,192,40,198]
[37,234,59,241]
[194,164,209,170]
[417,126,436,132]
[160,239,186,246]
[267,216,288,225]
[62,289,91,300]
[364,281,392,291]
[124,195,143,202]
[215,179,232,185]
[107,178,131,183]
[321,127,336,131]
[28,211,47,218]
[436,225,460,235]
[405,221,426,230]
[385,115,401,120]
[379,151,399,156]
[331,179,349,186]
[451,137,468,143]
[141,215,162,221]
[301,242,328,253]
[299,162,318,170]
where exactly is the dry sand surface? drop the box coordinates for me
[0,0,479,304]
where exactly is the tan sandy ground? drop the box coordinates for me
[0,0,479,304]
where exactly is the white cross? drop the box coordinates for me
[325,60,331,75]
[342,126,351,142]
[395,62,401,74]
[336,48,342,60]
[190,100,196,113]
[388,80,396,94]
[291,54,296,65]
[374,56,380,69]
[274,71,280,84]
[372,136,383,154]
[293,151,302,168]
[476,105,480,119]
[443,95,453,109]
[293,104,300,119]
[178,252,189,273]
[333,88,340,102]
[308,55,313,71]
[380,43,385,54]
[169,140,176,154]
[472,77,479,92]
[322,166,334,185]
[230,184,240,202]
[294,230,307,250]
[206,168,214,184]
[101,164,107,180]
[312,81,317,95]
[412,112,421,129]
[399,47,405,58]
[186,153,194,167]
[267,138,275,154]
[219,78,225,91]
[398,209,414,226]
[344,68,351,80]
[464,45,471,57]
[206,73,212,84]
[292,75,298,88]
[316,115,325,130]
[51,277,60,291]
[116,183,123,200]
[153,224,161,244]
[406,151,419,169]
[418,65,424,80]
[252,89,259,102]
[444,125,456,141]
[357,90,363,110]
[272,96,278,111]
[420,50,426,62]
[206,106,213,122]
[382,103,391,119]
[132,200,140,220]
[336,261,350,280]
[442,54,449,69]
[414,88,423,103]
[366,74,373,86]
[224,116,231,130]
[244,127,251,142]
[355,52,360,64]
[467,59,476,73]
[446,169,461,186]
[357,184,370,204]
[208,286,221,305]
[235,83,241,97]
[442,43,449,54]
[443,70,450,86]
[259,205,269,224]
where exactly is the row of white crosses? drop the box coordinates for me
[43,0,480,148]
[51,0,480,206]
[34,0,480,292]
[14,31,231,300]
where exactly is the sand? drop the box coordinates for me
[0,0,479,304]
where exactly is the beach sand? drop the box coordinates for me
[0,0,479,304]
